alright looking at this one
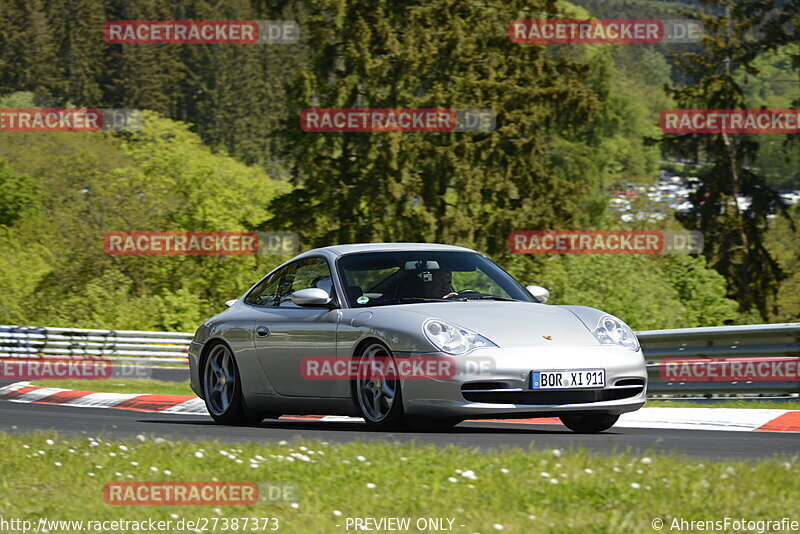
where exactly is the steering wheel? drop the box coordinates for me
[443,289,480,299]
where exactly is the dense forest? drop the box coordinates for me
[0,0,797,331]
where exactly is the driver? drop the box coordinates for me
[423,269,458,299]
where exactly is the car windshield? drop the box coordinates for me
[337,251,534,307]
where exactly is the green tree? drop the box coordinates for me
[663,0,792,319]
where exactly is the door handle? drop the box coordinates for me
[256,326,270,337]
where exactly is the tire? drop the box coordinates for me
[202,342,263,425]
[559,413,619,433]
[352,342,406,430]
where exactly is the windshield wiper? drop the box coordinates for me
[458,295,517,301]
[368,297,453,306]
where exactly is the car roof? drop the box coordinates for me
[299,242,477,257]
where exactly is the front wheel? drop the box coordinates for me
[202,343,262,425]
[353,342,406,430]
[560,413,619,433]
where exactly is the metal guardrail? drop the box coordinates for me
[638,323,800,395]
[2,323,799,395]
[0,325,192,363]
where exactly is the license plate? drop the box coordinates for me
[530,369,605,389]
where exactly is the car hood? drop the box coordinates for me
[383,301,600,348]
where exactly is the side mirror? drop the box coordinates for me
[291,288,333,307]
[526,285,550,304]
[225,299,238,308]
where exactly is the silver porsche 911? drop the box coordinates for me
[189,243,647,433]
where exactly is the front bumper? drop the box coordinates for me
[400,345,647,418]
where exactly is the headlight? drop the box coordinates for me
[592,315,639,351]
[423,319,497,355]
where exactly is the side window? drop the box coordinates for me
[277,257,335,307]
[244,270,283,307]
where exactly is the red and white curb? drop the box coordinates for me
[1,381,799,433]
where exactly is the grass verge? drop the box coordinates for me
[0,432,798,533]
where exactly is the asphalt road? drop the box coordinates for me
[1,401,798,461]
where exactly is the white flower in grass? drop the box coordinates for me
[235,459,243,464]
[299,446,307,451]
[54,462,62,467]
[641,457,653,465]
[333,510,342,517]
[195,451,204,458]
[38,450,46,455]
[109,452,116,457]
[290,502,299,509]
[278,440,288,446]
[119,445,128,451]
[528,515,537,520]
[213,508,223,515]
[115,472,122,477]
[130,461,138,466]
[87,472,95,477]
[461,470,477,480]
[150,466,158,472]
[500,468,509,474]
[45,439,54,446]
[366,483,376,489]
[357,455,366,462]
[551,449,562,458]
[135,435,146,443]
[170,514,179,519]
[22,445,29,449]
[540,472,550,478]
[613,466,621,473]
[448,477,458,483]
[154,437,166,445]
[631,482,641,490]
[219,450,228,456]
[493,524,504,531]
[549,478,559,485]
[584,468,593,474]
[163,469,172,475]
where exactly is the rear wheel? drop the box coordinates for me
[202,343,263,425]
[353,342,406,430]
[560,413,619,433]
